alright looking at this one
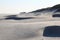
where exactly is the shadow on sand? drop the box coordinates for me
[5,15,33,20]
[43,26,60,37]
[5,17,33,20]
[53,14,60,17]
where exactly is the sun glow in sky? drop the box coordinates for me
[0,0,60,14]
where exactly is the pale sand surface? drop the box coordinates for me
[0,14,60,40]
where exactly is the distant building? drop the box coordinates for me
[20,12,26,15]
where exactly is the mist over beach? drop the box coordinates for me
[0,0,60,40]
[0,4,60,40]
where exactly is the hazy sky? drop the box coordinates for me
[0,0,60,14]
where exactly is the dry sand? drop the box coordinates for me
[0,14,60,40]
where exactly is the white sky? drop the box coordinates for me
[0,0,60,14]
